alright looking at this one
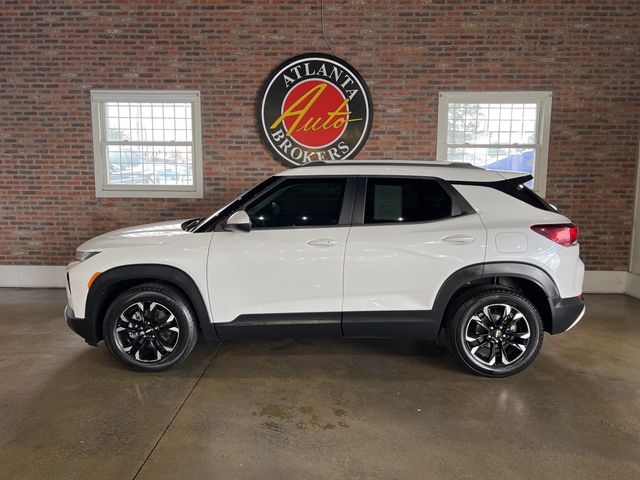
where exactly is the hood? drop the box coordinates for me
[78,219,191,251]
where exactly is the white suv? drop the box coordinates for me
[66,161,585,377]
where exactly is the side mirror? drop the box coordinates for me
[225,210,251,232]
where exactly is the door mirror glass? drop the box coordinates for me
[226,210,251,232]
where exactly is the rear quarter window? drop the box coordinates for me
[495,180,556,212]
[452,176,556,212]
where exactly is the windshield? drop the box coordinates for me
[192,176,279,232]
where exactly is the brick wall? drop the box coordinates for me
[0,0,638,269]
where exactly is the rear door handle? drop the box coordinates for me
[441,234,475,245]
[306,238,340,247]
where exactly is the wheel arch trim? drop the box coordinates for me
[85,264,219,342]
[433,261,560,327]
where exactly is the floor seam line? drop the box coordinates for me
[131,343,222,480]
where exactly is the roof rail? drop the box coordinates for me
[295,160,479,169]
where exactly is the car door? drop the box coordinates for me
[342,176,486,338]
[208,176,355,339]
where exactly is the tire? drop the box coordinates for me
[445,288,544,377]
[103,283,198,372]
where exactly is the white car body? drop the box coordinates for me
[66,161,585,358]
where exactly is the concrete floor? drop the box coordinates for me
[0,290,639,479]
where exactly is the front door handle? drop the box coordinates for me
[441,234,475,245]
[306,238,340,247]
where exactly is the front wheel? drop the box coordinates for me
[103,283,198,372]
[446,288,544,377]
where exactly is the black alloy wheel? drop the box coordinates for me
[446,288,544,377]
[103,283,198,372]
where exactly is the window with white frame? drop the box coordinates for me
[436,92,552,195]
[90,90,203,198]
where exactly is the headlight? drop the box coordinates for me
[75,250,100,262]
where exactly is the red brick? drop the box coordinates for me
[0,0,638,270]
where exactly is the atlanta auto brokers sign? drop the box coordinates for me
[259,53,373,167]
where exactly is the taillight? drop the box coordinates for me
[531,223,579,247]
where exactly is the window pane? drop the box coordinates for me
[446,102,538,146]
[104,100,194,187]
[105,101,193,143]
[246,179,346,228]
[364,178,452,224]
[446,147,535,187]
[107,145,193,186]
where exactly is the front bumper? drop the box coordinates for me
[65,305,100,346]
[549,295,586,334]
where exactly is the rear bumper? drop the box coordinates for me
[65,305,100,346]
[549,295,585,334]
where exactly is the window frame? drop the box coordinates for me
[436,91,552,196]
[204,174,474,233]
[90,89,203,198]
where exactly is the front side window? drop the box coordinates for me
[90,90,203,198]
[437,91,552,195]
[364,178,453,224]
[246,178,347,228]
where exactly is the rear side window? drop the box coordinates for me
[364,178,453,224]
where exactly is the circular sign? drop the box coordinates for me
[259,53,373,167]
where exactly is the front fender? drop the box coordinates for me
[85,264,219,342]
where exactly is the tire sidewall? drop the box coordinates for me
[103,286,197,372]
[450,290,544,377]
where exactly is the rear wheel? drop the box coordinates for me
[103,283,198,372]
[446,288,544,377]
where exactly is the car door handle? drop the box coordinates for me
[441,234,475,245]
[306,238,340,247]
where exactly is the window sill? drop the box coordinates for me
[96,189,203,199]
